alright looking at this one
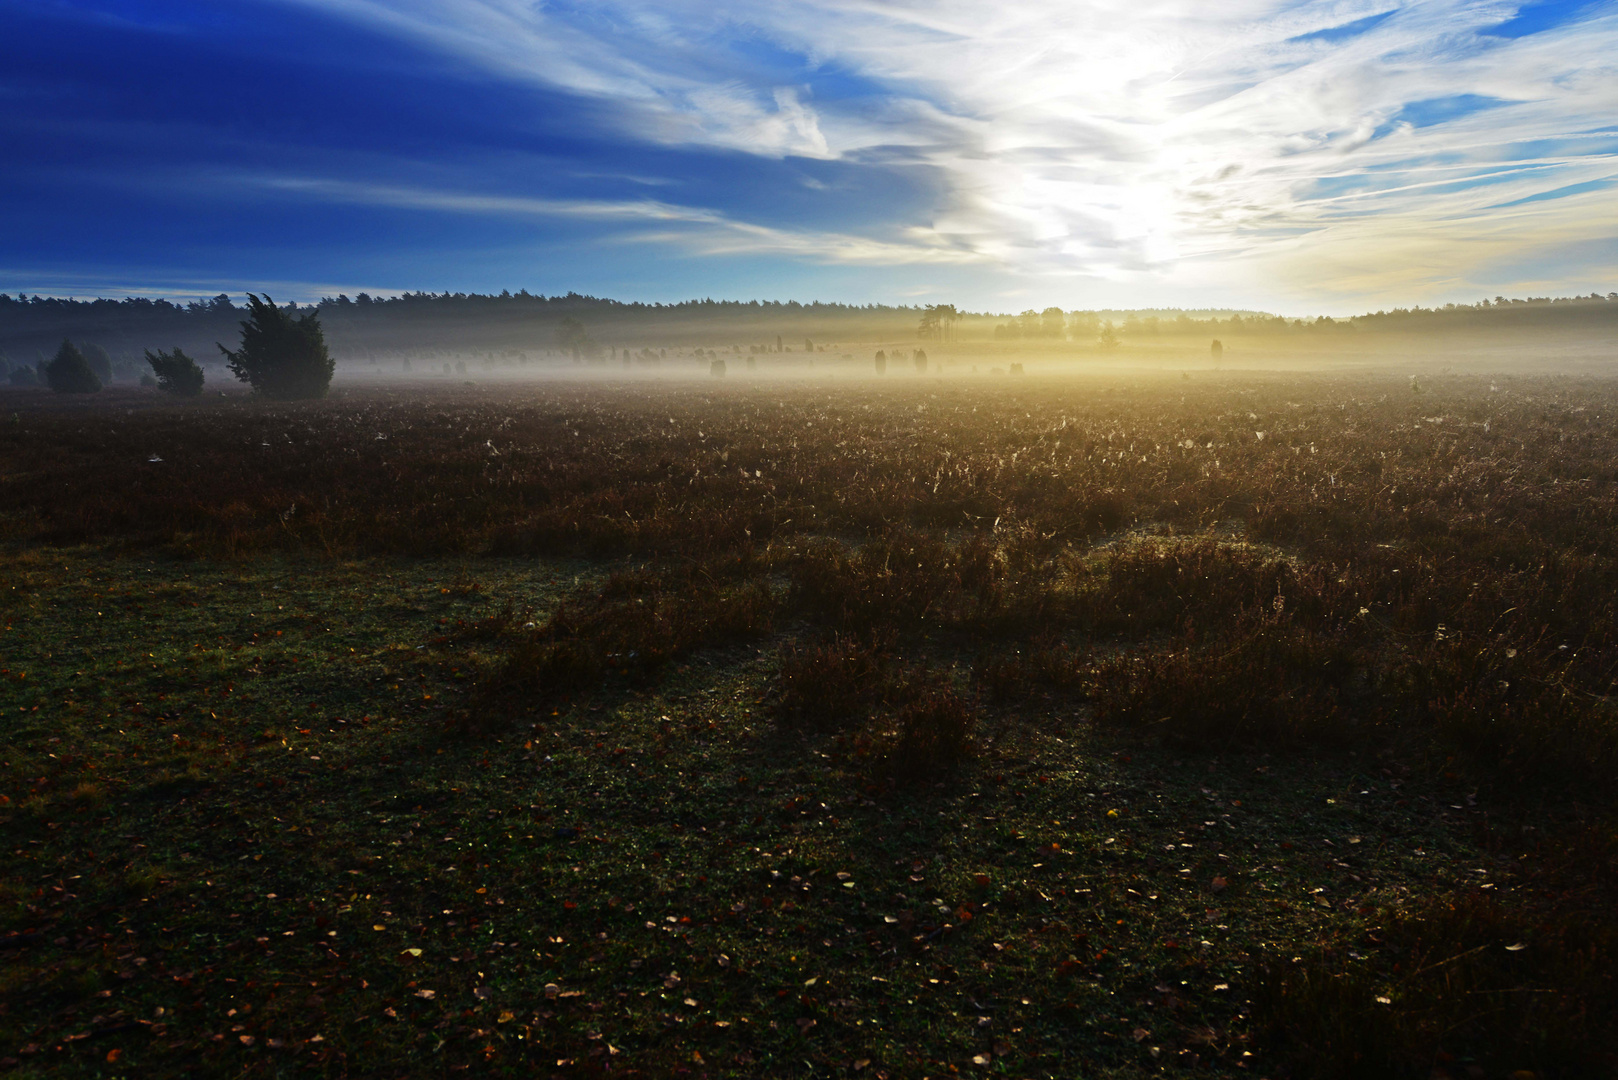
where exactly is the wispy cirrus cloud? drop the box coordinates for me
[2,0,1615,309]
[248,173,982,264]
[253,0,1618,305]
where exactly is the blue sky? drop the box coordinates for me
[2,0,1615,314]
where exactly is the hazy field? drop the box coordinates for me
[316,329,1618,388]
[2,364,1616,1078]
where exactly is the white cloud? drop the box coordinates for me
[288,0,1618,308]
[247,174,984,265]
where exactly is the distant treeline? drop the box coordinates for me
[2,288,1616,370]
[0,292,933,366]
[987,293,1618,341]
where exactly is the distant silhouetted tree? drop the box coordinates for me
[81,342,114,382]
[555,317,592,361]
[1097,321,1120,350]
[145,347,205,397]
[219,294,334,399]
[918,303,960,341]
[43,339,102,393]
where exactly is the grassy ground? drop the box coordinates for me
[2,375,1616,1078]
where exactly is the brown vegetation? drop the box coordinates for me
[4,370,1618,1074]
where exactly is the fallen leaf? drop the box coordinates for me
[415,989,436,1000]
[1210,876,1228,894]
[106,1049,122,1063]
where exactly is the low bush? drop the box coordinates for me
[877,668,977,780]
[775,634,890,730]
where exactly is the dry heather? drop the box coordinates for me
[4,371,1618,1076]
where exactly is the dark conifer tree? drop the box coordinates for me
[43,339,102,393]
[144,347,206,397]
[218,294,334,399]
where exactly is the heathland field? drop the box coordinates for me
[2,371,1616,1079]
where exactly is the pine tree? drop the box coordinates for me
[145,347,206,397]
[218,294,334,399]
[43,339,102,393]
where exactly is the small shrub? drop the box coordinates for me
[43,339,102,394]
[70,781,106,807]
[775,635,889,729]
[145,347,206,397]
[8,364,39,387]
[877,670,976,780]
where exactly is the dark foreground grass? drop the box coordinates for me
[3,374,1618,1077]
[3,547,1574,1079]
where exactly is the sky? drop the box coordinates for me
[1,0,1615,314]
